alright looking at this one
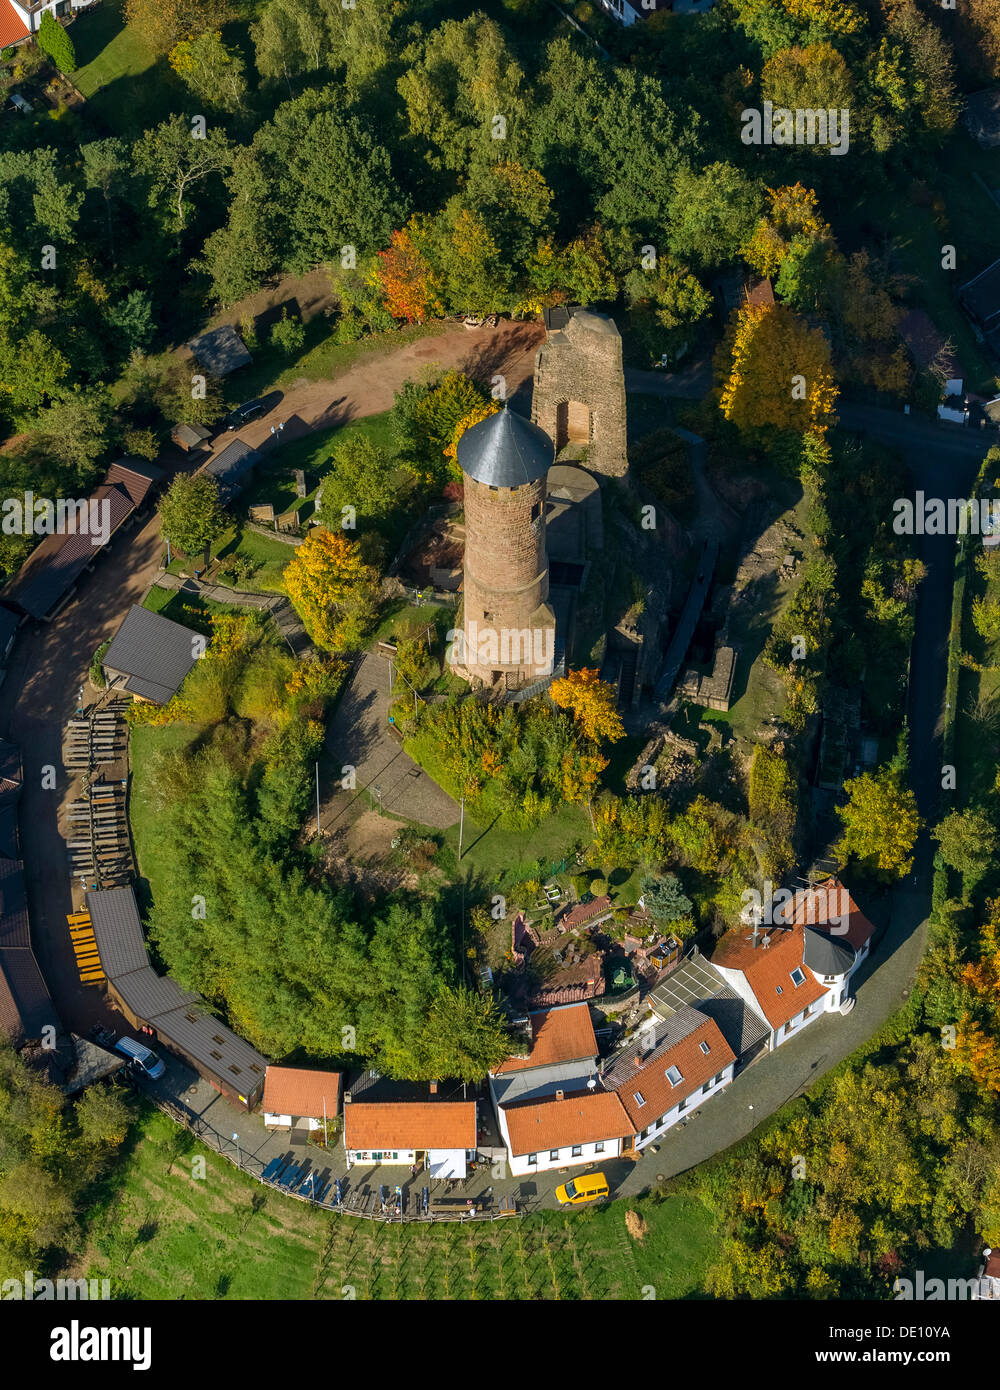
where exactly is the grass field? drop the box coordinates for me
[78,1104,717,1300]
[72,0,187,135]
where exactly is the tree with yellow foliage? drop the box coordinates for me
[549,668,625,744]
[718,302,838,438]
[283,529,380,652]
[835,765,922,878]
[742,184,831,279]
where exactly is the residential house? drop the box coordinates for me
[102,604,203,705]
[198,439,258,502]
[262,1066,342,1133]
[490,1002,600,1112]
[602,1006,736,1152]
[342,1099,477,1178]
[500,1086,634,1176]
[711,877,876,1050]
[790,877,876,1015]
[7,0,97,39]
[972,1248,1000,1299]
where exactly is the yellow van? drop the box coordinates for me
[555,1171,609,1205]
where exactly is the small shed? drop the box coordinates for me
[262,1066,342,1131]
[171,423,213,454]
[102,604,202,704]
[187,325,252,377]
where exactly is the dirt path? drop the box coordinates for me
[203,319,545,468]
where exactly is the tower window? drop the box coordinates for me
[531,500,542,522]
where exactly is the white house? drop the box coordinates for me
[601,1006,736,1151]
[342,1100,477,1179]
[261,1065,341,1134]
[711,878,876,1051]
[6,0,97,39]
[500,1087,634,1177]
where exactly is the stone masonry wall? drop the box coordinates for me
[532,310,629,479]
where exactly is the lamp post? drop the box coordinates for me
[232,1132,241,1168]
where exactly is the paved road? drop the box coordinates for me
[319,650,459,832]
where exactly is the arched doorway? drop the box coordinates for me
[555,400,591,449]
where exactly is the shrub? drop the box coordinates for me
[269,309,305,355]
[122,427,159,461]
[589,876,608,898]
[89,640,110,689]
[37,13,76,73]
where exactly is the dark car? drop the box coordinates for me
[226,399,266,431]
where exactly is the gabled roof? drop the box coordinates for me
[344,1102,477,1151]
[187,325,252,376]
[501,1088,634,1154]
[604,1007,736,1129]
[789,878,876,953]
[263,1066,342,1118]
[102,604,201,704]
[0,1,29,47]
[712,920,827,1032]
[86,886,149,979]
[493,1003,598,1075]
[0,856,28,947]
[200,439,257,499]
[4,461,162,620]
[0,947,56,1044]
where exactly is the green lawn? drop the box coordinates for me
[72,0,186,135]
[129,722,197,919]
[241,412,397,523]
[77,1102,717,1299]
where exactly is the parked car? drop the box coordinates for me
[114,1035,166,1080]
[226,399,266,431]
[555,1171,610,1206]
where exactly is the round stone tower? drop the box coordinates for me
[454,407,556,688]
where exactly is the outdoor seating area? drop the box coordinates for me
[63,699,132,889]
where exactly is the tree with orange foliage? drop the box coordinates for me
[549,668,625,744]
[283,528,380,652]
[373,221,444,324]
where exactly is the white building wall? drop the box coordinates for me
[771,997,825,1049]
[506,1136,622,1178]
[346,1147,470,1168]
[632,1063,735,1151]
[263,1112,321,1130]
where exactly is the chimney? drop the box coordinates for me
[343,1091,351,1105]
[555,1089,565,1101]
[634,1054,643,1068]
[429,1080,438,1096]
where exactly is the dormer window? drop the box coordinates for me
[790,967,806,987]
[699,1041,710,1055]
[775,985,783,994]
[665,1066,683,1086]
[633,1090,646,1107]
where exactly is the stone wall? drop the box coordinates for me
[532,309,629,479]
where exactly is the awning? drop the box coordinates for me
[428,1149,467,1179]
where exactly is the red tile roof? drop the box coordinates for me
[493,1002,597,1074]
[560,895,614,930]
[343,1102,476,1151]
[262,1066,341,1118]
[789,878,875,952]
[0,1,29,48]
[712,920,828,1031]
[612,1016,736,1129]
[502,1089,634,1154]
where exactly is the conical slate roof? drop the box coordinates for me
[457,406,554,488]
[801,925,855,977]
